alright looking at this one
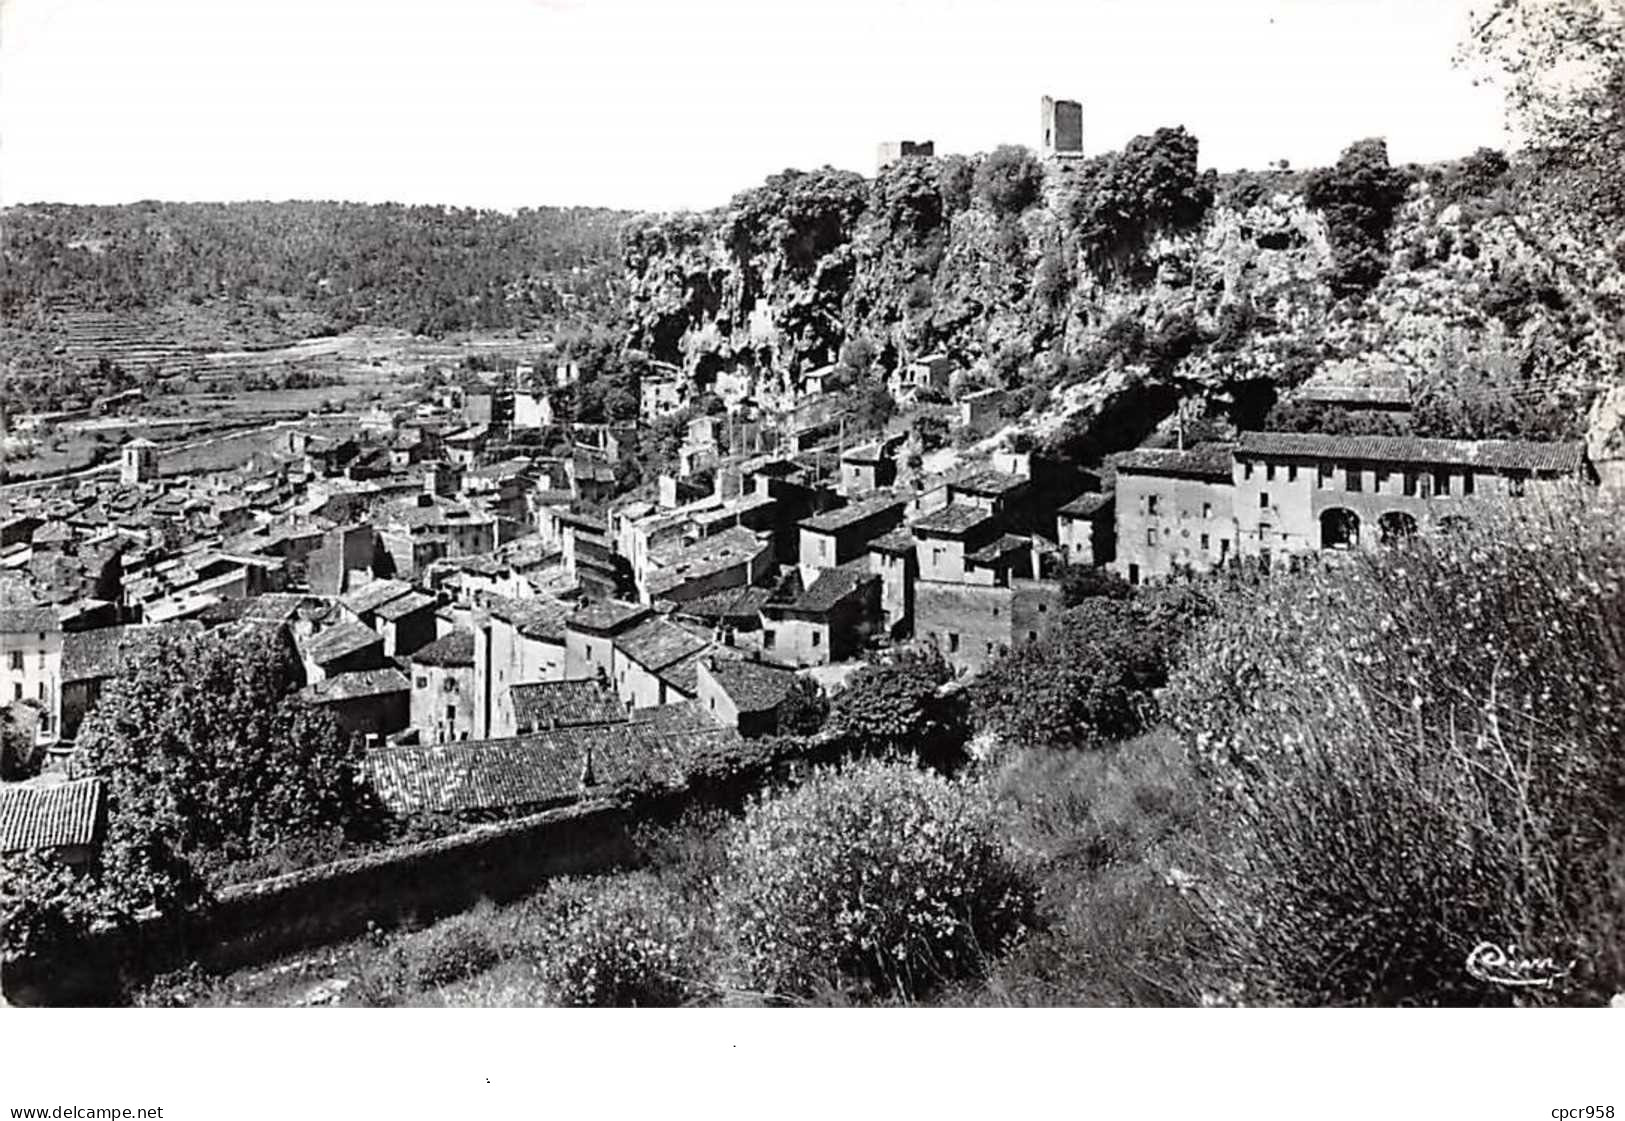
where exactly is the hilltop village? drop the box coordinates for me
[2,84,1622,1012]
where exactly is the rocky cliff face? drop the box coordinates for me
[622,138,1621,459]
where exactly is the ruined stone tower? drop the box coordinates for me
[1041,96,1083,158]
[875,140,935,175]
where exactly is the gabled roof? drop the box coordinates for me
[303,666,412,704]
[950,469,1028,499]
[867,528,917,555]
[614,615,710,672]
[341,579,413,616]
[672,584,774,624]
[373,590,437,621]
[410,628,475,667]
[1058,492,1112,518]
[799,493,906,535]
[630,700,717,733]
[968,534,1032,566]
[510,677,627,731]
[486,594,573,642]
[304,620,384,666]
[568,598,649,635]
[1235,431,1585,474]
[645,527,769,598]
[911,503,997,539]
[0,778,105,853]
[1115,444,1236,482]
[705,657,798,714]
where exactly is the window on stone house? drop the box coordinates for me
[1266,463,1276,482]
[1509,475,1525,498]
[7,651,19,671]
[812,631,821,647]
[1345,465,1363,492]
[1318,463,1334,489]
[1147,494,1160,515]
[1404,471,1418,497]
[764,629,776,649]
[1434,470,1451,496]
[12,683,20,700]
[1244,462,1254,480]
[1462,471,1475,496]
[948,633,959,653]
[1375,469,1389,491]
[1201,533,1210,550]
[1146,528,1156,547]
[1260,492,1270,509]
[1289,465,1299,482]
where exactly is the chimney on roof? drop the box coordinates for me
[579,744,595,789]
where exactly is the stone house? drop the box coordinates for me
[695,656,798,737]
[1056,492,1114,567]
[409,629,477,744]
[472,595,573,739]
[611,615,712,709]
[1231,432,1587,559]
[564,599,650,681]
[761,566,881,668]
[643,526,772,605]
[797,493,907,571]
[866,528,916,638]
[911,503,1000,584]
[1111,445,1237,585]
[300,618,388,683]
[839,436,904,496]
[301,666,411,742]
[1,604,62,744]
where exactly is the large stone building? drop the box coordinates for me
[1040,95,1083,158]
[1110,434,1589,583]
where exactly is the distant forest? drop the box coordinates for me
[0,201,630,336]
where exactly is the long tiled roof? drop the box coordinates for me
[950,469,1028,498]
[61,621,202,683]
[799,493,906,534]
[673,584,774,623]
[867,528,916,555]
[374,590,437,621]
[1236,431,1585,473]
[0,778,104,853]
[794,566,875,613]
[364,722,743,815]
[569,598,650,635]
[629,700,717,733]
[645,527,768,597]
[486,594,573,642]
[1115,444,1237,482]
[509,678,626,730]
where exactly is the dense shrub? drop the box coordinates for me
[719,761,1038,1000]
[533,876,697,1007]
[974,146,1044,216]
[970,597,1177,751]
[827,650,967,765]
[776,675,830,736]
[400,909,505,989]
[1164,501,1625,1005]
[1303,139,1411,295]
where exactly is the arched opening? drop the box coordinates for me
[1379,511,1418,546]
[1320,508,1361,550]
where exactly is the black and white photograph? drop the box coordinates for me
[2,0,1622,1115]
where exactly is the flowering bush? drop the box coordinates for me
[1165,497,1625,1004]
[533,876,695,1007]
[719,761,1038,1001]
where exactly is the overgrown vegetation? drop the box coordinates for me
[1303,138,1412,295]
[1164,500,1625,1005]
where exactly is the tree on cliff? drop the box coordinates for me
[1303,139,1411,295]
[974,146,1044,216]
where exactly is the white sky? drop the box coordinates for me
[0,0,1511,213]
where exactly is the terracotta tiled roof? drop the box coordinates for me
[800,493,906,534]
[509,678,626,731]
[1236,431,1585,474]
[409,628,475,667]
[629,700,717,733]
[1058,492,1112,517]
[303,667,411,704]
[911,503,997,538]
[1115,444,1237,482]
[341,579,414,616]
[0,778,105,853]
[61,621,202,683]
[568,598,649,635]
[706,658,797,713]
[304,620,384,666]
[614,615,710,672]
